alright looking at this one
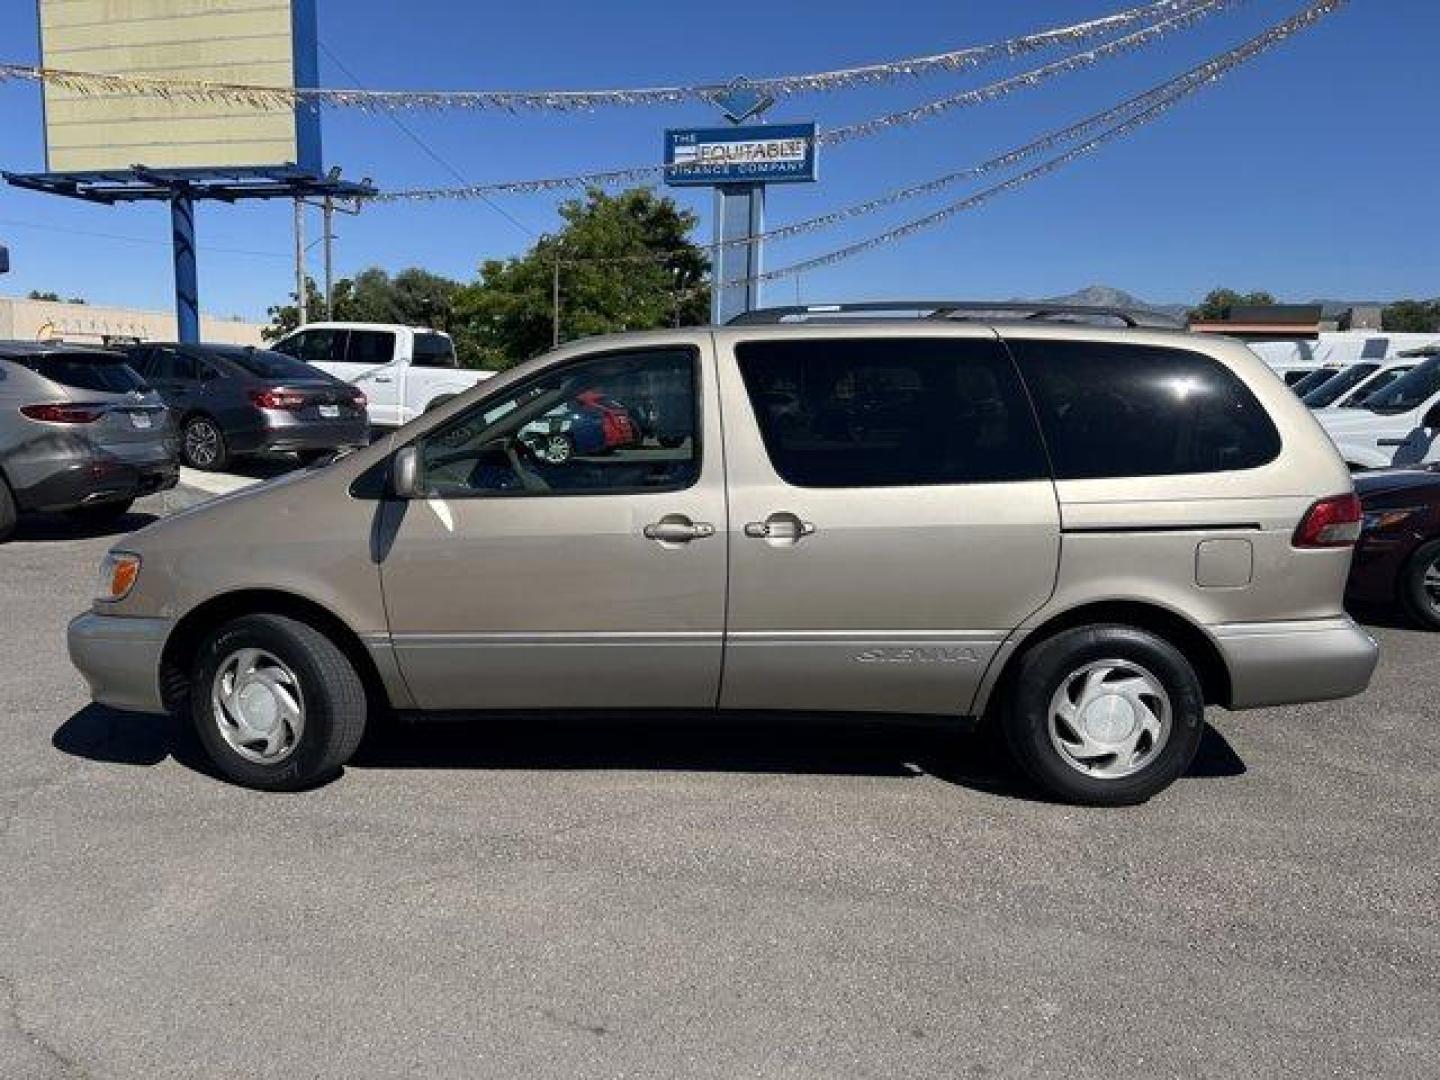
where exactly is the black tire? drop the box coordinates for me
[1399,539,1440,631]
[0,475,16,543]
[64,499,135,525]
[181,415,230,471]
[190,614,367,791]
[1002,624,1205,807]
[295,449,334,468]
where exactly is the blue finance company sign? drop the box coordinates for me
[664,123,818,187]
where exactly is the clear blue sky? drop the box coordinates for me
[0,0,1435,321]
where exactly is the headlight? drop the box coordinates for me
[98,552,141,602]
[1361,507,1422,533]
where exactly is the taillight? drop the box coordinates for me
[20,403,107,423]
[249,387,308,411]
[1294,493,1363,548]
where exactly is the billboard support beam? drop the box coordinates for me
[170,193,199,344]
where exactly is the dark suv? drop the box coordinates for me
[0,342,175,541]
[122,343,369,470]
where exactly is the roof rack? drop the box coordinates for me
[727,301,1182,329]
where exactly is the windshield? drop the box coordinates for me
[11,352,148,393]
[1343,366,1410,407]
[223,348,324,380]
[1288,368,1342,396]
[1302,362,1380,408]
[1364,356,1440,414]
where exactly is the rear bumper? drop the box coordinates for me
[16,457,178,513]
[1212,616,1379,710]
[67,612,171,715]
[254,411,369,453]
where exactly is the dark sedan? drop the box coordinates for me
[121,343,369,471]
[1347,466,1440,629]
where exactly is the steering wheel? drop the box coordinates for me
[504,436,550,492]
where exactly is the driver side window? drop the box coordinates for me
[416,347,699,497]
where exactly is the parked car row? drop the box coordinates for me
[1,337,374,540]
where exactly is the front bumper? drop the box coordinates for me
[67,612,172,715]
[1212,616,1379,710]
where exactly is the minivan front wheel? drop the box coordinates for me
[1003,625,1204,806]
[191,614,367,790]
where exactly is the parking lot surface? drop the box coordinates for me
[1,491,1437,1079]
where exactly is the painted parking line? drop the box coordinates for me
[178,467,264,496]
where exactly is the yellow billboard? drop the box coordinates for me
[38,0,319,174]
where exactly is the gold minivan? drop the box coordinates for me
[68,304,1379,804]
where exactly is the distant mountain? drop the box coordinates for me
[1027,285,1416,323]
[1036,285,1190,320]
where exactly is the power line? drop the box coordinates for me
[0,215,290,259]
[317,42,537,241]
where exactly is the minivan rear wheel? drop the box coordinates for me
[1002,624,1205,806]
[190,614,367,790]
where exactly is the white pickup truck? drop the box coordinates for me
[272,322,493,428]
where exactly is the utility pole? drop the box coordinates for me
[322,194,335,319]
[552,256,561,347]
[293,197,307,327]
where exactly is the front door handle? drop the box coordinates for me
[373,375,394,383]
[644,515,716,545]
[744,512,816,545]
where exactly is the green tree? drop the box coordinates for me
[1382,299,1440,333]
[454,188,710,370]
[1188,287,1278,322]
[262,277,333,341]
[26,290,61,302]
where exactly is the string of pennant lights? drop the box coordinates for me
[0,0,1225,114]
[375,0,1245,201]
[713,0,1347,291]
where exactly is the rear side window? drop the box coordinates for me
[1302,362,1381,408]
[1009,340,1281,479]
[346,331,394,367]
[735,338,1049,488]
[275,329,340,367]
[412,333,457,369]
[1364,356,1440,415]
[10,352,148,393]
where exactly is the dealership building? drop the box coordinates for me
[0,294,265,347]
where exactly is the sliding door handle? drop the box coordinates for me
[644,515,715,545]
[744,512,816,545]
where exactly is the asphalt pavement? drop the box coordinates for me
[1,490,1436,1079]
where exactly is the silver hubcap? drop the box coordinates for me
[211,648,305,763]
[543,435,571,463]
[1424,557,1440,615]
[185,421,220,466]
[1048,659,1171,780]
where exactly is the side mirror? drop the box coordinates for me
[391,445,423,499]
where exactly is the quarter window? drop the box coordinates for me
[735,338,1049,488]
[1009,340,1282,479]
[417,348,699,497]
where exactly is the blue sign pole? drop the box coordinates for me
[712,184,764,325]
[170,194,199,344]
